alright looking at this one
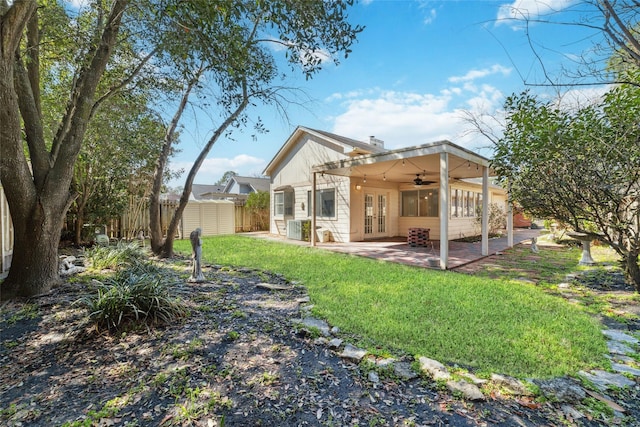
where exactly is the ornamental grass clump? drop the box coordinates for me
[86,242,146,271]
[78,262,187,332]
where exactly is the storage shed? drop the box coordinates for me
[180,199,236,237]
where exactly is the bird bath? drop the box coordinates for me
[567,232,596,265]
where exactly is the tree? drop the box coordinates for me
[145,0,364,258]
[245,190,270,231]
[0,0,130,300]
[502,0,640,86]
[68,94,165,245]
[215,171,237,187]
[492,81,640,292]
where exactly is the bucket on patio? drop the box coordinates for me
[427,257,439,267]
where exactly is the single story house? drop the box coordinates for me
[263,126,512,269]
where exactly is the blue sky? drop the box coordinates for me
[168,0,607,187]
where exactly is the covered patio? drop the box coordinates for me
[309,140,516,269]
[314,228,540,269]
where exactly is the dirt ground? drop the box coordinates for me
[1,250,639,427]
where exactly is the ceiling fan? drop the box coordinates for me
[412,173,436,186]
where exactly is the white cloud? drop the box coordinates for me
[169,154,266,186]
[330,84,503,152]
[449,64,512,83]
[496,0,576,25]
[423,8,437,25]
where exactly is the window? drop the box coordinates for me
[402,190,418,217]
[451,189,481,218]
[307,188,336,218]
[401,189,438,217]
[274,191,293,216]
[451,189,459,217]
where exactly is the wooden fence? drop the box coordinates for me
[114,197,268,239]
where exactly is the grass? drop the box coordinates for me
[174,235,609,379]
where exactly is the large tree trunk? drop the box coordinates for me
[1,196,67,299]
[624,249,640,293]
[0,1,129,300]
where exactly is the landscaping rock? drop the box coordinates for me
[368,371,380,384]
[561,404,585,420]
[314,337,329,346]
[393,362,418,381]
[328,338,343,349]
[579,370,635,391]
[340,344,367,362]
[418,357,451,381]
[460,372,488,386]
[446,380,485,401]
[536,378,586,403]
[376,358,396,368]
[298,317,330,336]
[603,329,639,345]
[611,363,640,377]
[491,374,533,396]
[607,340,635,355]
[256,282,293,291]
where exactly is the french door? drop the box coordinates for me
[364,192,388,239]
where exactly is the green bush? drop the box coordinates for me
[77,262,187,332]
[86,242,146,271]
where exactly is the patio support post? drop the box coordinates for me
[439,152,449,270]
[481,166,489,256]
[311,172,317,246]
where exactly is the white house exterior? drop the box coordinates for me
[263,126,510,269]
[1,184,13,278]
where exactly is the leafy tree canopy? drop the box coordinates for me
[493,73,640,290]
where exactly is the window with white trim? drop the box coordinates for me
[451,189,481,218]
[274,191,293,216]
[401,189,438,217]
[307,189,336,218]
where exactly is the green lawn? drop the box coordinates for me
[174,235,608,379]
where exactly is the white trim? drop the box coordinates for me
[481,166,489,256]
[439,152,449,269]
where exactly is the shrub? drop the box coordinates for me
[86,242,146,271]
[77,263,187,332]
[474,202,507,235]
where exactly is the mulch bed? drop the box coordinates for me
[1,257,638,426]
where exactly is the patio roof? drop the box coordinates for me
[311,139,496,183]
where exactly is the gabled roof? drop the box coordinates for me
[191,184,226,200]
[263,126,387,176]
[223,176,270,193]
